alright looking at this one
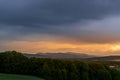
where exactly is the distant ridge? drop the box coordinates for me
[24,53,120,61]
[86,56,120,61]
[24,52,94,59]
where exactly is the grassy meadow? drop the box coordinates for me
[0,74,44,80]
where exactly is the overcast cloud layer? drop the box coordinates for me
[1,0,120,44]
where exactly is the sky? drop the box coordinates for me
[1,0,120,56]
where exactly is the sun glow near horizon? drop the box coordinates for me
[1,41,120,56]
[111,45,120,51]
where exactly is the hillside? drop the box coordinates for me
[24,52,94,59]
[86,56,120,61]
[0,51,120,80]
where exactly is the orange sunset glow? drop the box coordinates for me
[1,41,120,56]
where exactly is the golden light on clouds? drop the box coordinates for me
[111,45,120,51]
[2,41,120,55]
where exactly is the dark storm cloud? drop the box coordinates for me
[1,0,120,43]
[0,0,120,26]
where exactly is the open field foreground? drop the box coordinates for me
[0,74,44,80]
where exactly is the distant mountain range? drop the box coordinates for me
[24,52,94,59]
[24,53,120,61]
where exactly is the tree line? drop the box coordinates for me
[0,51,120,80]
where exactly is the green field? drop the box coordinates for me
[0,74,44,80]
[116,67,120,71]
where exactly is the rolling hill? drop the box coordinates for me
[24,52,120,61]
[24,52,94,59]
[86,56,120,61]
